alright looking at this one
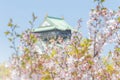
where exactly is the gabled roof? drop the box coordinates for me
[33,16,74,32]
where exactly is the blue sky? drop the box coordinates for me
[0,0,120,63]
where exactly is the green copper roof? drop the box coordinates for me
[33,16,74,32]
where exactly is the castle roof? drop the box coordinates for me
[33,16,74,32]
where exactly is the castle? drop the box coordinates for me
[32,15,74,53]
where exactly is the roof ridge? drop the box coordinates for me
[47,16,64,20]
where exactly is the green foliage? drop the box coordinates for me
[80,38,92,54]
[41,70,52,80]
[29,13,37,29]
[4,31,10,35]
[118,6,120,9]
[24,48,30,54]
[117,17,120,23]
[5,19,20,54]
[50,49,57,58]
[102,55,114,74]
[115,48,120,52]
[101,0,105,3]
[80,38,92,48]
[30,34,38,43]
[94,0,105,3]
[21,61,26,69]
[8,19,13,27]
[0,63,10,78]
[106,64,114,73]
[32,13,37,22]
[41,75,52,80]
[8,38,12,42]
[67,38,92,59]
